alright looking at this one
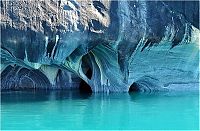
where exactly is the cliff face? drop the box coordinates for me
[1,0,199,92]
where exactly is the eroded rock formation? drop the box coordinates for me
[1,0,199,92]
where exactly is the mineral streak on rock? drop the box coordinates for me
[1,0,199,92]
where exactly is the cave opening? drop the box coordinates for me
[79,55,93,93]
[79,68,92,94]
[128,82,140,92]
[81,55,93,80]
[85,68,92,79]
[79,80,92,93]
[79,69,93,94]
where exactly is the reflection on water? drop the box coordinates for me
[1,90,199,130]
[1,90,92,103]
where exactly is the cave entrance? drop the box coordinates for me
[85,68,92,80]
[79,68,92,94]
[128,82,140,93]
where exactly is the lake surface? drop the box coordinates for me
[1,90,199,130]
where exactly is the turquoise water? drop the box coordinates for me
[1,90,199,130]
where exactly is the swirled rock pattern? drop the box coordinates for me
[1,0,199,92]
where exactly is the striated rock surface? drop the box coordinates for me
[1,0,199,92]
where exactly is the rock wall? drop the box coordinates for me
[1,0,199,92]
